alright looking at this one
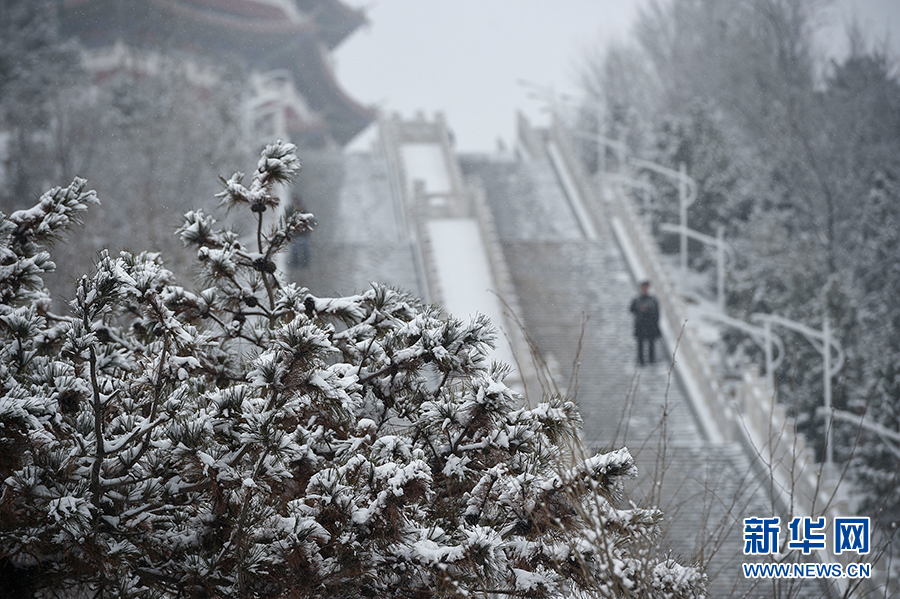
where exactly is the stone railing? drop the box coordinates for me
[409,181,444,308]
[732,368,841,515]
[547,119,729,442]
[468,178,542,399]
[379,114,540,397]
[546,118,884,596]
[433,113,470,217]
[377,115,432,303]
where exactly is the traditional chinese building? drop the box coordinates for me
[59,0,374,148]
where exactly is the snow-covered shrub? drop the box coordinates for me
[0,142,705,598]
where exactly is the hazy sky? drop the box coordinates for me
[335,0,900,153]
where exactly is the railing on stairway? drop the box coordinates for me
[543,116,873,596]
[377,115,433,304]
[467,177,543,401]
[379,114,540,399]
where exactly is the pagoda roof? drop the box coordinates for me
[269,35,374,146]
[60,0,373,146]
[62,0,364,46]
[292,0,367,49]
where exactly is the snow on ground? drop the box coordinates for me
[400,142,451,198]
[425,218,517,370]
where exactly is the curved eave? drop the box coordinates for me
[295,0,368,49]
[63,0,318,37]
[274,37,374,146]
[185,0,292,20]
[148,0,317,36]
[60,0,373,146]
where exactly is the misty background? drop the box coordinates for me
[335,0,900,152]
[3,0,900,595]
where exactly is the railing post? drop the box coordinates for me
[679,162,688,274]
[824,315,833,471]
[597,102,606,202]
[764,320,774,397]
[716,226,725,311]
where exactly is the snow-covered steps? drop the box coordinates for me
[287,151,423,298]
[629,442,829,599]
[466,130,829,598]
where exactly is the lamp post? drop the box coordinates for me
[696,310,785,397]
[518,79,573,124]
[631,158,697,274]
[568,128,628,201]
[751,312,845,471]
[659,224,729,310]
[819,408,900,460]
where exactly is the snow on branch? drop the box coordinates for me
[0,142,705,599]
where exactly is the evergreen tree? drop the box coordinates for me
[578,0,900,536]
[851,169,900,529]
[0,142,705,598]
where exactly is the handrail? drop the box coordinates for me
[547,115,851,521]
[750,313,845,378]
[377,116,433,304]
[548,118,728,444]
[468,178,542,399]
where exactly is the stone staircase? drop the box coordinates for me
[464,149,830,598]
[291,152,424,298]
[296,120,838,597]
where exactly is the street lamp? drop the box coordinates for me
[568,128,628,201]
[659,224,730,310]
[751,313,845,471]
[818,408,900,460]
[518,79,579,125]
[697,310,785,397]
[631,158,697,274]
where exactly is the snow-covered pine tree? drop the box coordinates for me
[0,141,705,598]
[852,169,900,530]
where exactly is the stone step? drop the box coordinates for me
[468,154,827,598]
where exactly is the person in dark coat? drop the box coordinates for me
[630,280,661,366]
